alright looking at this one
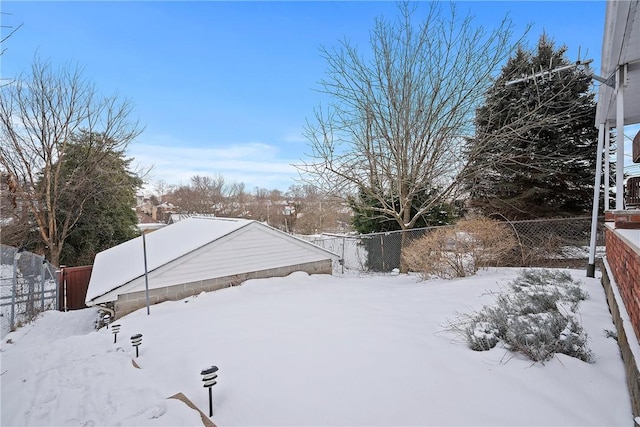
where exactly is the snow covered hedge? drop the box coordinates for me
[451,269,593,363]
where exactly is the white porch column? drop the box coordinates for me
[616,66,625,209]
[604,125,610,211]
[587,123,606,278]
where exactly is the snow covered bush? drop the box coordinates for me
[402,216,517,279]
[452,269,593,363]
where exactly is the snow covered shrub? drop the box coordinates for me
[451,269,593,363]
[402,216,517,279]
[465,319,501,351]
[508,269,588,312]
[509,313,591,362]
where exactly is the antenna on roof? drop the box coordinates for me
[505,55,616,88]
[505,58,595,86]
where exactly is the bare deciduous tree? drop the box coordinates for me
[152,179,172,203]
[225,181,250,217]
[287,184,349,234]
[0,58,141,266]
[190,174,228,211]
[1,11,23,57]
[1,11,23,89]
[163,174,251,217]
[298,2,520,230]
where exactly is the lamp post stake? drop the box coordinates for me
[141,231,150,315]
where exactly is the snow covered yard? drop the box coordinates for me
[0,268,632,426]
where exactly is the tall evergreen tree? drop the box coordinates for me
[464,35,598,220]
[55,132,142,266]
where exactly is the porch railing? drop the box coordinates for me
[627,176,640,208]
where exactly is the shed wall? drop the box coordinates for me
[136,225,332,291]
[114,259,332,318]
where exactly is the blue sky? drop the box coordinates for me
[1,1,606,192]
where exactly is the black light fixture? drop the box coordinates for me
[103,313,111,329]
[131,333,143,357]
[200,366,218,417]
[111,324,121,343]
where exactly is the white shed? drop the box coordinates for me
[86,217,340,317]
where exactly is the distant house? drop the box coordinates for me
[155,202,178,222]
[86,217,340,318]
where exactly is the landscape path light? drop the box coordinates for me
[131,333,143,357]
[103,313,111,329]
[111,324,121,343]
[200,366,218,417]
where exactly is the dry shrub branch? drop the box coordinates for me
[402,216,517,279]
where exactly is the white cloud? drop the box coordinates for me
[281,128,307,144]
[126,136,300,191]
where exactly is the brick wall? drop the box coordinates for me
[602,258,640,421]
[114,259,332,318]
[605,227,640,339]
[602,222,640,423]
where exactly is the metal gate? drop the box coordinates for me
[1,245,59,337]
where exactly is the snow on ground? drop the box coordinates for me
[0,268,632,426]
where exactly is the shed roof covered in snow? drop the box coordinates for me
[86,217,339,305]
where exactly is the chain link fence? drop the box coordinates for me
[504,217,605,267]
[1,245,59,338]
[307,216,605,274]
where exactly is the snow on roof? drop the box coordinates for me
[86,217,252,302]
[168,213,216,224]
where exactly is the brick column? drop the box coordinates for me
[605,210,640,229]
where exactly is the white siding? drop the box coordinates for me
[153,223,330,287]
[92,222,337,303]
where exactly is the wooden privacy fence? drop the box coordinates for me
[59,266,92,311]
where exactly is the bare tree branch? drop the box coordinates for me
[0,57,142,265]
[296,2,525,230]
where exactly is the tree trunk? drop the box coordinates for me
[399,230,409,274]
[49,244,61,268]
